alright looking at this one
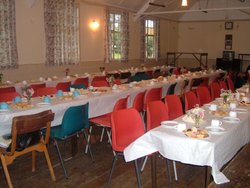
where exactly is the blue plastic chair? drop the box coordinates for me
[50,103,93,178]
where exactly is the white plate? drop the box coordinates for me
[0,109,10,113]
[37,102,51,106]
[233,108,248,113]
[161,121,178,128]
[223,116,240,123]
[206,126,225,134]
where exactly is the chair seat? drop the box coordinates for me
[50,125,82,140]
[89,113,111,127]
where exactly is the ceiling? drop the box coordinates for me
[81,0,250,22]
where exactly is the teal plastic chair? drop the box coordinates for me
[69,84,87,90]
[50,103,93,178]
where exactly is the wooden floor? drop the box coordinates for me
[0,126,249,188]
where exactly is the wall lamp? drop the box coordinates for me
[90,20,100,31]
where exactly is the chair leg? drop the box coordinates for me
[32,151,36,172]
[85,126,92,154]
[173,161,178,181]
[108,153,118,185]
[140,156,148,172]
[53,139,68,178]
[134,159,142,188]
[42,145,56,181]
[106,129,116,156]
[100,127,105,142]
[165,159,172,182]
[0,155,13,188]
[83,130,94,162]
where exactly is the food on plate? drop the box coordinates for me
[14,102,32,109]
[61,96,73,100]
[211,110,228,117]
[239,100,250,107]
[184,128,209,138]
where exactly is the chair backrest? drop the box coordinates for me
[226,77,234,92]
[60,103,89,137]
[190,78,204,90]
[0,92,21,102]
[196,86,211,106]
[166,82,177,95]
[144,87,162,110]
[219,80,228,90]
[132,91,146,113]
[172,68,180,75]
[113,96,128,112]
[56,81,71,92]
[184,91,199,111]
[165,94,183,120]
[210,82,221,100]
[200,77,209,87]
[147,100,169,131]
[111,108,145,152]
[70,84,87,89]
[30,83,46,97]
[91,80,109,87]
[9,110,54,155]
[74,77,89,87]
[37,87,57,96]
[0,86,16,94]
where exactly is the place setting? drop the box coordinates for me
[205,119,226,135]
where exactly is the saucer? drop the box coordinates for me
[206,126,225,134]
[161,121,178,128]
[223,116,240,123]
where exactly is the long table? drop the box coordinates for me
[124,88,250,185]
[0,70,224,137]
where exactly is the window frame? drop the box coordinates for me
[144,19,156,60]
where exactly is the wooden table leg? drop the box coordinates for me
[205,166,212,188]
[71,135,78,156]
[151,153,157,188]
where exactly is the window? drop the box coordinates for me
[0,0,18,69]
[141,18,160,62]
[145,19,156,59]
[105,9,129,63]
[109,13,122,60]
[44,0,80,65]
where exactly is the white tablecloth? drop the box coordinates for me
[124,98,250,184]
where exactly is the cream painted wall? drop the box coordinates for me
[1,0,176,81]
[176,21,250,70]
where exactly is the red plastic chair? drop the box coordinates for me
[56,81,71,92]
[37,87,57,96]
[132,91,146,113]
[200,77,209,87]
[0,92,21,102]
[74,77,89,88]
[226,77,235,92]
[219,80,228,90]
[108,108,144,186]
[184,91,199,111]
[165,94,183,120]
[89,96,128,148]
[113,79,121,85]
[147,100,169,131]
[196,86,211,106]
[91,80,109,87]
[144,87,162,110]
[172,68,180,75]
[30,83,46,97]
[0,86,16,94]
[210,82,221,100]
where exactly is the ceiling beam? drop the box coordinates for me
[134,0,155,21]
[141,6,250,15]
[240,9,250,15]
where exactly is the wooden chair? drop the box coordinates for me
[0,110,56,188]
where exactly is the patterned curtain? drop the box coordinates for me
[44,0,79,65]
[0,0,18,69]
[104,8,129,63]
[140,17,160,63]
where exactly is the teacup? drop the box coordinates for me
[211,119,222,127]
[177,123,186,132]
[56,90,64,97]
[209,104,217,111]
[229,111,237,118]
[13,96,21,103]
[229,102,237,110]
[0,102,9,110]
[43,96,51,103]
[73,90,80,97]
